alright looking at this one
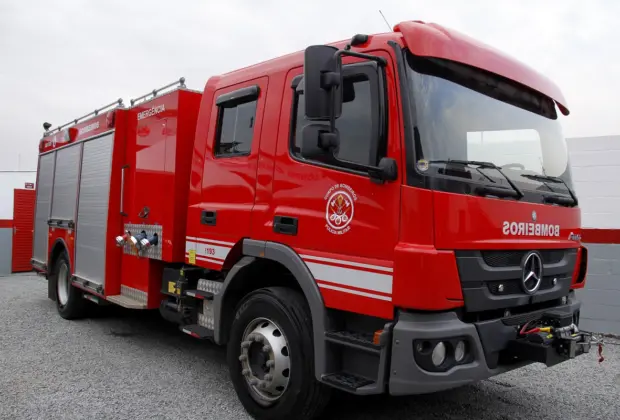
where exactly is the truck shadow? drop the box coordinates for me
[88,305,523,420]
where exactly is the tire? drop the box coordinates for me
[51,251,88,320]
[227,287,331,420]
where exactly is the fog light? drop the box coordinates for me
[455,341,466,363]
[431,342,446,367]
[561,296,568,305]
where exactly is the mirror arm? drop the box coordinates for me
[335,50,387,66]
[329,88,336,133]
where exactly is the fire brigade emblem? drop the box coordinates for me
[324,184,357,235]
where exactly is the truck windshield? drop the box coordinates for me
[405,51,574,197]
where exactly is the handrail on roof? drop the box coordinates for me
[44,98,124,136]
[129,77,186,107]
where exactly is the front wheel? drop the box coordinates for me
[227,287,331,420]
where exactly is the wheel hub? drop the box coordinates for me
[239,317,290,405]
[57,264,69,306]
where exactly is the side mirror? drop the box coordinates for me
[369,157,398,184]
[300,124,340,160]
[303,45,343,121]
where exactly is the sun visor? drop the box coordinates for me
[394,21,570,116]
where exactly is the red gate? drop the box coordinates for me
[12,188,36,272]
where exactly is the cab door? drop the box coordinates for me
[192,77,268,269]
[268,53,402,319]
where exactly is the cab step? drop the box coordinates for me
[322,372,375,391]
[107,294,147,309]
[107,285,148,309]
[325,331,381,353]
[184,290,214,300]
[180,324,214,340]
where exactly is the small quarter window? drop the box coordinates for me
[214,86,259,157]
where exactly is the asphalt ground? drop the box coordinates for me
[1,274,619,420]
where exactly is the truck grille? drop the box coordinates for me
[481,250,566,268]
[455,249,577,313]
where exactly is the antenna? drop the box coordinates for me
[379,10,392,31]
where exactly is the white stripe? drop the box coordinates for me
[185,241,230,261]
[300,254,393,273]
[195,256,224,265]
[186,236,235,246]
[318,283,392,302]
[305,262,392,294]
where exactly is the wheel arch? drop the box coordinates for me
[213,239,330,381]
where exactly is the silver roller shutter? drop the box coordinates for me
[32,153,56,264]
[74,133,114,286]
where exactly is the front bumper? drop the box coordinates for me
[389,296,583,395]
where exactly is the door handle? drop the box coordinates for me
[201,210,217,226]
[273,216,298,236]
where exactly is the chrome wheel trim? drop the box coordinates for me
[239,317,291,406]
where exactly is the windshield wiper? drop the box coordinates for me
[428,159,524,199]
[520,174,578,206]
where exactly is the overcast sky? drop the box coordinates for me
[1,0,618,171]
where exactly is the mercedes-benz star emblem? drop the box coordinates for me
[521,251,543,294]
[532,210,537,222]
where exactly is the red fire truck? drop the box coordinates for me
[32,20,591,420]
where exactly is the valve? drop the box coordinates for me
[140,233,159,249]
[130,231,148,249]
[115,230,131,247]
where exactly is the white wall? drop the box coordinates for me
[566,135,620,229]
[0,172,37,219]
[567,135,620,334]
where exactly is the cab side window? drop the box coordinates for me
[215,86,259,157]
[290,63,385,169]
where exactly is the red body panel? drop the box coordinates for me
[432,191,581,250]
[103,111,129,297]
[48,227,76,270]
[118,89,201,306]
[40,111,119,154]
[392,186,464,310]
[123,90,202,262]
[193,77,269,268]
[11,189,36,272]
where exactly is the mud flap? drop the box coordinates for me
[48,269,57,301]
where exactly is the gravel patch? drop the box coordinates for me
[1,274,618,419]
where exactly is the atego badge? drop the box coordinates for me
[324,184,357,235]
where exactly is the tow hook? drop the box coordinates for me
[583,332,606,364]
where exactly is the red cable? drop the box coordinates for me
[519,321,531,335]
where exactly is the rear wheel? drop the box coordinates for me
[227,287,331,420]
[51,251,87,320]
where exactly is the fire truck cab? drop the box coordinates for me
[33,21,591,420]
